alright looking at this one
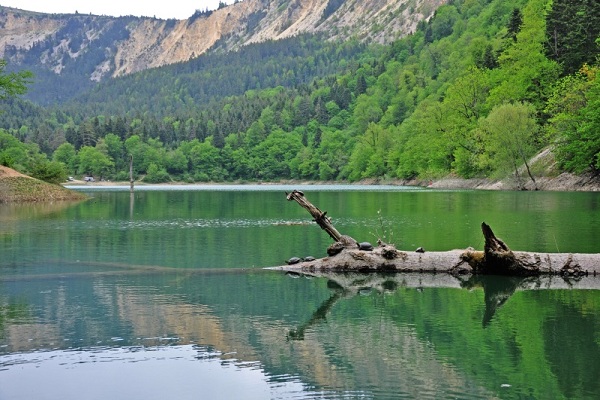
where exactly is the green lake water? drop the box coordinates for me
[1,185,599,399]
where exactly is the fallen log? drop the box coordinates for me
[274,190,600,276]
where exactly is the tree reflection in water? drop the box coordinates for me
[287,272,600,337]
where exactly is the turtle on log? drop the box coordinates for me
[327,235,359,256]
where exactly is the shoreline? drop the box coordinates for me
[0,166,88,203]
[63,171,600,192]
[414,172,600,192]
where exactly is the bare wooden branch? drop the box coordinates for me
[286,190,343,242]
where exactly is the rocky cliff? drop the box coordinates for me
[0,0,445,81]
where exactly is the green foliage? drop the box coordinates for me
[249,129,303,180]
[478,102,539,186]
[506,8,523,41]
[103,133,126,171]
[4,0,599,183]
[165,149,189,175]
[144,163,171,183]
[547,64,600,174]
[345,123,393,181]
[544,0,600,76]
[52,142,78,173]
[77,145,114,178]
[0,130,71,184]
[186,138,225,181]
[0,60,33,100]
[426,4,460,42]
[30,159,68,184]
[62,34,366,117]
[487,0,561,111]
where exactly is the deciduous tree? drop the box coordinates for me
[0,60,32,101]
[479,102,539,189]
[547,64,600,174]
[77,146,114,178]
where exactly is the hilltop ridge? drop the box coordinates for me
[0,0,445,82]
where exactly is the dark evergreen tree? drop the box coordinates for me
[301,128,308,147]
[213,130,225,149]
[355,75,367,95]
[321,0,346,21]
[294,96,313,126]
[331,82,351,110]
[65,126,82,149]
[545,0,600,75]
[424,25,434,44]
[313,126,322,148]
[482,45,499,70]
[507,8,523,41]
[314,97,329,124]
[80,120,98,147]
[113,117,127,139]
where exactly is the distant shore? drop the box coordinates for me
[404,172,600,192]
[63,171,600,192]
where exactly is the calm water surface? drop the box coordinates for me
[1,186,599,399]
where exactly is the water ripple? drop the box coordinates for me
[51,218,315,231]
[0,346,326,400]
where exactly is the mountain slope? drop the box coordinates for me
[0,0,445,84]
[4,0,599,186]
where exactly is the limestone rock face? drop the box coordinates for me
[0,0,446,80]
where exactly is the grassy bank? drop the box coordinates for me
[0,166,88,203]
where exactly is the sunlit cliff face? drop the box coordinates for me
[0,0,445,80]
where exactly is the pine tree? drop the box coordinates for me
[355,75,367,95]
[507,8,523,41]
[314,97,329,124]
[545,0,600,75]
[484,45,498,69]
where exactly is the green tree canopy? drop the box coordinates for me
[77,146,114,178]
[479,102,540,188]
[547,64,600,174]
[545,0,600,76]
[0,60,33,101]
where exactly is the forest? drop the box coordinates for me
[0,0,599,186]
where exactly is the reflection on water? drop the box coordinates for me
[1,269,600,399]
[0,345,315,400]
[2,188,600,399]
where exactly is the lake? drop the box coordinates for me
[1,185,599,399]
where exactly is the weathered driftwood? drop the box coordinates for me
[286,190,344,242]
[276,190,600,276]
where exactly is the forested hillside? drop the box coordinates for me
[1,0,599,186]
[1,0,442,105]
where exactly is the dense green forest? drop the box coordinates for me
[0,0,599,185]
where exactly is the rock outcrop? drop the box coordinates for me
[0,0,446,81]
